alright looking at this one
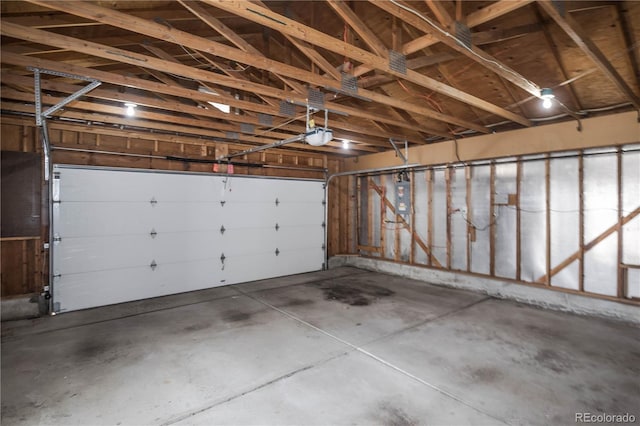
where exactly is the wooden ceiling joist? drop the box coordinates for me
[0,52,415,151]
[370,1,541,100]
[206,0,531,127]
[14,1,466,136]
[537,0,640,110]
[0,23,443,140]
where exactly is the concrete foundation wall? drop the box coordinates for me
[330,256,640,326]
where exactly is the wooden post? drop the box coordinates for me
[466,165,472,272]
[516,158,522,281]
[427,170,434,266]
[380,175,387,259]
[410,170,416,264]
[617,147,624,298]
[489,162,496,276]
[446,167,452,269]
[578,152,585,292]
[545,155,551,286]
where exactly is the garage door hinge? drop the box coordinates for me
[275,248,280,256]
[53,273,62,279]
[275,198,280,206]
[321,221,326,228]
[53,234,62,244]
[322,244,326,250]
[150,260,157,271]
[220,225,226,235]
[150,197,158,206]
[150,228,157,238]
[220,200,226,207]
[275,223,280,231]
[322,199,326,206]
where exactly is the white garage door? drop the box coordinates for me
[51,165,326,313]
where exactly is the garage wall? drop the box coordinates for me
[352,147,639,302]
[1,117,338,300]
[330,112,640,304]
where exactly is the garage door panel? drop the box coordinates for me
[147,173,223,202]
[149,204,220,233]
[218,204,278,228]
[53,166,325,312]
[274,247,325,275]
[275,208,324,227]
[54,260,221,312]
[57,168,159,202]
[53,235,154,274]
[54,202,152,237]
[276,227,324,250]
[151,231,221,264]
[219,228,277,257]
[222,253,283,284]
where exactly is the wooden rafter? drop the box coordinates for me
[371,1,541,99]
[0,26,441,139]
[538,0,640,110]
[177,0,305,95]
[0,51,426,146]
[352,0,535,77]
[16,0,469,136]
[204,0,531,127]
[327,0,388,57]
[533,4,583,111]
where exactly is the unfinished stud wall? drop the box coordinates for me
[350,146,640,303]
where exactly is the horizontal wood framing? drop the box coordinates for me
[343,111,640,171]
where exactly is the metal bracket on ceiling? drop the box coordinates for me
[28,67,102,125]
[29,68,102,181]
[389,138,409,165]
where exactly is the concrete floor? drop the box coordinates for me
[2,267,639,426]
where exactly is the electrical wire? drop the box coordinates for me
[388,0,540,94]
[254,112,307,137]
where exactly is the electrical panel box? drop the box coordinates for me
[395,181,410,217]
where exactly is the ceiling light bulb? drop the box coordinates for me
[539,88,554,110]
[343,140,350,149]
[124,103,137,117]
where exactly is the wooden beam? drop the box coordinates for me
[466,0,535,28]
[616,2,640,94]
[204,0,530,127]
[533,4,583,110]
[371,1,541,100]
[425,0,454,27]
[7,2,461,136]
[538,0,640,110]
[2,100,371,155]
[353,0,534,77]
[536,206,640,284]
[369,177,443,267]
[177,0,305,94]
[472,23,543,46]
[0,46,439,140]
[327,0,389,57]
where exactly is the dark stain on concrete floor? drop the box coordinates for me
[221,310,252,323]
[317,281,394,306]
